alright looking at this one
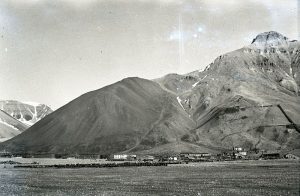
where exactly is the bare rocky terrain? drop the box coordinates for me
[0,31,299,155]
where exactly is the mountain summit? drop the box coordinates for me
[1,32,299,156]
[251,31,290,47]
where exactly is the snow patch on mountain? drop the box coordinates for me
[177,96,185,110]
[192,81,200,88]
[192,75,207,88]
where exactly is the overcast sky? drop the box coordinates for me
[0,0,298,109]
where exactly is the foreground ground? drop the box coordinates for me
[0,159,299,195]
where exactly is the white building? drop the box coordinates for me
[113,154,128,160]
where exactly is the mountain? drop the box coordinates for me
[0,31,299,155]
[0,100,53,126]
[0,78,198,155]
[0,110,28,143]
[156,31,300,152]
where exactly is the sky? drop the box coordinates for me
[0,0,298,110]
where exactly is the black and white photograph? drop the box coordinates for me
[0,0,299,195]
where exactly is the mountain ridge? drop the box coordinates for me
[1,31,299,155]
[0,100,53,126]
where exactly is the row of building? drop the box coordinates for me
[0,147,299,161]
[108,153,212,163]
[110,147,300,162]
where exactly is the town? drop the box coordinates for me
[1,147,299,168]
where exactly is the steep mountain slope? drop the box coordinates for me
[0,31,299,155]
[157,31,300,152]
[0,78,195,155]
[0,100,53,126]
[0,110,28,142]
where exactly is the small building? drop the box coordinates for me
[233,147,243,152]
[168,156,178,161]
[108,154,137,161]
[112,154,128,161]
[284,153,300,160]
[234,151,247,159]
[261,152,281,160]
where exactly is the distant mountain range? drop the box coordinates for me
[0,100,53,126]
[0,101,52,142]
[1,31,299,156]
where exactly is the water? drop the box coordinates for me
[0,160,299,195]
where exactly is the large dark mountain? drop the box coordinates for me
[1,31,299,155]
[0,78,197,155]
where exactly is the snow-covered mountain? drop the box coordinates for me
[0,100,53,126]
[1,31,299,155]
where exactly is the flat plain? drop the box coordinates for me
[0,159,299,196]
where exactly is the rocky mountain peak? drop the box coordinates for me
[251,31,289,47]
